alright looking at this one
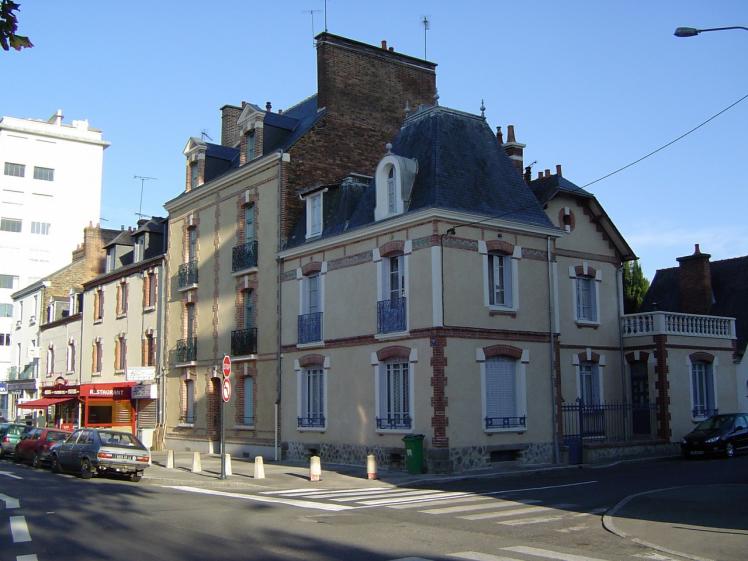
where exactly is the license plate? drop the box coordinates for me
[115,454,135,460]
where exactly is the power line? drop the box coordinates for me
[581,92,748,189]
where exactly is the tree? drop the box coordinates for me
[622,260,650,314]
[0,1,32,52]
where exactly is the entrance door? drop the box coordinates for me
[630,362,651,435]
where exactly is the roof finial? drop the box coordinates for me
[496,126,503,144]
[404,99,411,117]
[385,142,393,154]
[480,99,486,119]
[433,89,439,106]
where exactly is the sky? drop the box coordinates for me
[2,0,747,279]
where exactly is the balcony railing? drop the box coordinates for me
[298,312,323,344]
[8,364,35,380]
[231,328,257,356]
[178,260,198,288]
[232,240,258,272]
[175,338,197,363]
[486,416,527,430]
[298,414,325,428]
[622,311,735,339]
[376,413,412,430]
[377,296,407,334]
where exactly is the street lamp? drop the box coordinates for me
[674,26,748,37]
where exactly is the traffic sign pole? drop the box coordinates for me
[219,356,231,480]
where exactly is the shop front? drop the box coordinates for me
[7,378,38,423]
[80,382,137,434]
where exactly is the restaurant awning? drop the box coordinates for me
[16,396,77,409]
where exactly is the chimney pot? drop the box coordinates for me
[545,169,551,177]
[266,101,272,112]
[537,171,543,179]
[389,46,394,52]
[556,164,562,176]
[496,126,504,145]
[381,40,387,50]
[507,125,516,143]
[694,243,701,254]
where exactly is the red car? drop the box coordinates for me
[14,427,72,468]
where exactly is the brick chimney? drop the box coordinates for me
[676,244,713,314]
[502,125,525,176]
[220,104,243,147]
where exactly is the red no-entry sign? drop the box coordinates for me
[222,355,231,378]
[222,378,231,403]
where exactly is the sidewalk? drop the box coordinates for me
[604,484,748,561]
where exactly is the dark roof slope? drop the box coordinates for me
[530,174,593,205]
[641,255,748,355]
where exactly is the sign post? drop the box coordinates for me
[220,355,231,480]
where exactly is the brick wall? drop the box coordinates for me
[676,246,712,315]
[221,104,243,147]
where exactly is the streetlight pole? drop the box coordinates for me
[674,26,748,37]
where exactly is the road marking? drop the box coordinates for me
[503,545,610,561]
[633,554,681,560]
[334,489,447,502]
[0,493,20,509]
[261,488,326,494]
[164,486,355,511]
[572,507,608,517]
[0,471,22,480]
[555,524,590,533]
[499,515,566,526]
[17,556,39,561]
[389,495,495,509]
[449,552,524,561]
[10,516,31,543]
[285,487,392,498]
[358,491,471,506]
[461,506,553,520]
[422,499,541,515]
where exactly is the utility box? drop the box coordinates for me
[402,434,425,474]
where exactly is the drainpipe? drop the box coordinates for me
[156,260,166,444]
[547,236,559,464]
[275,150,285,462]
[616,263,627,436]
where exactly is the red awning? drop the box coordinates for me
[16,397,76,409]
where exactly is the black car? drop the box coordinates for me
[50,428,150,481]
[681,413,748,458]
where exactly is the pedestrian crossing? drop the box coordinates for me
[260,486,608,529]
[388,544,680,561]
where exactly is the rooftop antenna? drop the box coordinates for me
[422,16,430,59]
[134,175,157,219]
[324,0,328,32]
[303,8,322,46]
[200,129,213,142]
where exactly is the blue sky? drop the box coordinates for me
[3,1,747,278]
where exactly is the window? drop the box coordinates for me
[4,162,25,177]
[306,193,322,238]
[93,340,103,374]
[145,271,157,308]
[186,304,195,340]
[0,275,17,289]
[67,342,75,372]
[579,361,601,405]
[144,333,156,366]
[571,265,600,324]
[116,281,128,316]
[33,166,54,181]
[106,248,116,272]
[377,361,411,430]
[188,228,197,263]
[488,254,512,307]
[115,336,127,372]
[299,367,325,428]
[244,204,255,242]
[183,380,195,423]
[0,333,11,345]
[0,218,22,232]
[134,236,145,262]
[244,289,255,330]
[298,272,323,344]
[46,347,54,376]
[387,167,396,214]
[246,130,256,162]
[691,360,716,419]
[484,357,524,429]
[94,288,104,321]
[0,303,12,317]
[377,253,407,334]
[189,162,199,190]
[242,377,254,425]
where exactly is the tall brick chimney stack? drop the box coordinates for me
[220,104,243,147]
[676,244,713,314]
[502,125,526,176]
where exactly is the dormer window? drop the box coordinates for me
[189,162,199,190]
[106,248,116,272]
[374,154,418,221]
[387,167,396,214]
[134,236,145,262]
[305,192,323,239]
[246,130,256,161]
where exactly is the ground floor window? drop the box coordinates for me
[691,360,715,418]
[377,361,411,430]
[484,356,524,429]
[299,368,325,428]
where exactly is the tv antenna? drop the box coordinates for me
[200,129,213,142]
[422,16,430,59]
[324,0,328,32]
[134,175,157,219]
[302,8,322,45]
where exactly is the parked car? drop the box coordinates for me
[681,413,748,458]
[0,423,30,458]
[14,427,71,468]
[50,428,150,482]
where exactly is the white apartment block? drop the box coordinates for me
[0,110,108,416]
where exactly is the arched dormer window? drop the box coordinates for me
[374,154,418,221]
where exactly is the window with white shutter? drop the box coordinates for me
[484,357,524,429]
[377,361,411,430]
[299,368,325,428]
[691,360,715,419]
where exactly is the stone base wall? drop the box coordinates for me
[582,442,679,463]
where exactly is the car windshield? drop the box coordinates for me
[47,432,69,442]
[695,415,733,431]
[98,432,140,448]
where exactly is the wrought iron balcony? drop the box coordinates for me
[298,414,325,428]
[485,416,527,430]
[231,328,257,356]
[232,240,258,272]
[377,296,407,334]
[298,312,323,344]
[175,337,197,363]
[178,260,198,288]
[376,413,412,430]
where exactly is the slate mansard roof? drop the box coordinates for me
[641,255,748,355]
[286,105,556,248]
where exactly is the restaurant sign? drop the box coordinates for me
[41,385,80,397]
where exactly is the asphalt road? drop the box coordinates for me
[2,453,746,561]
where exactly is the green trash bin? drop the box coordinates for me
[402,434,425,474]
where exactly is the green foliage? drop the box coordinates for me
[623,260,650,314]
[0,1,33,52]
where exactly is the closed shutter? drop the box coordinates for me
[243,377,254,422]
[378,365,388,419]
[486,357,516,419]
[692,362,704,408]
[705,363,714,410]
[301,371,309,418]
[137,399,157,429]
[113,401,132,424]
[503,257,513,306]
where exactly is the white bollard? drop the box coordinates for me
[191,451,202,473]
[366,454,377,480]
[166,449,175,469]
[309,455,322,482]
[224,454,233,476]
[254,456,266,479]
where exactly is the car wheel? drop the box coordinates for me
[31,453,41,469]
[51,454,62,473]
[726,443,735,458]
[79,458,94,479]
[128,472,142,483]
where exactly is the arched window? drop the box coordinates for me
[66,342,75,373]
[387,166,396,214]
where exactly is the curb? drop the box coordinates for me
[602,485,715,561]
